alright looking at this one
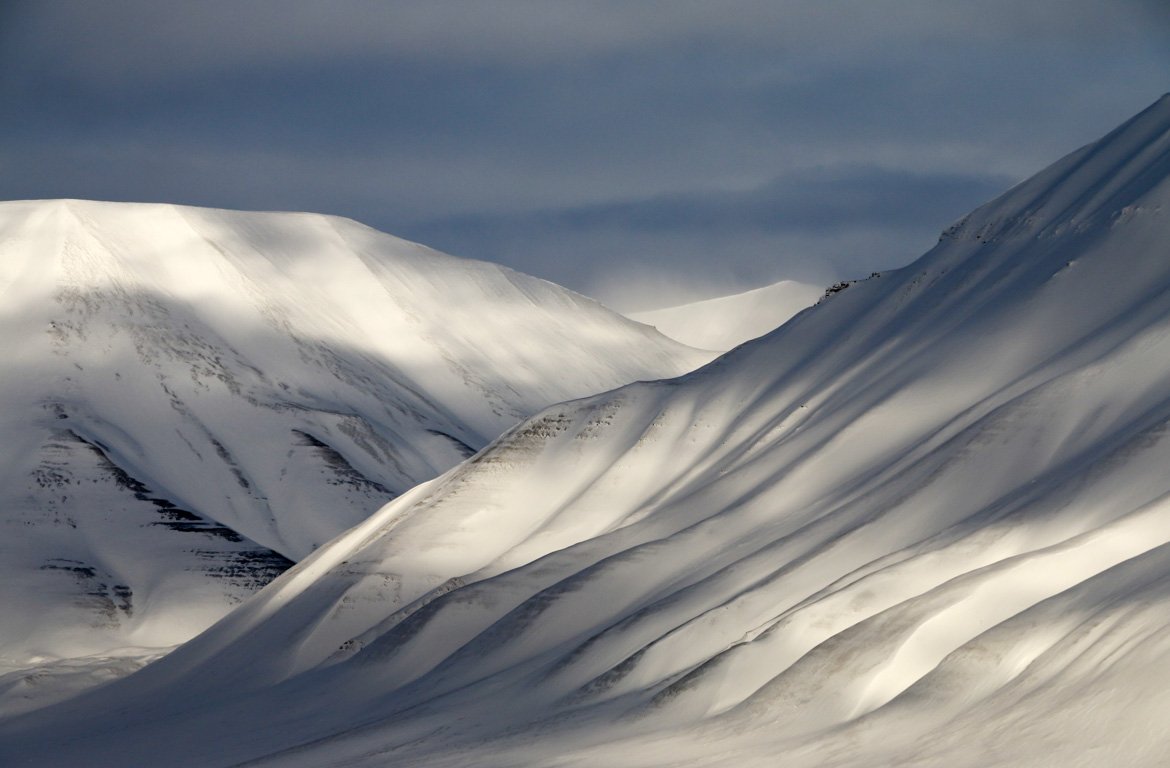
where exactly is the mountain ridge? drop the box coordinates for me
[0,198,711,705]
[626,279,823,351]
[5,95,1170,766]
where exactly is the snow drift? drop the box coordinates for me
[5,94,1170,767]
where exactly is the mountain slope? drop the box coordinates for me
[627,279,823,350]
[6,94,1170,766]
[0,200,711,696]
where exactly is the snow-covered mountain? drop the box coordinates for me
[0,199,711,699]
[627,279,822,351]
[7,94,1170,767]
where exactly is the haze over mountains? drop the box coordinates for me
[4,94,1170,767]
[627,279,823,351]
[0,200,710,708]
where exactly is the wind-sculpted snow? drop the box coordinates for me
[0,199,708,708]
[6,95,1170,766]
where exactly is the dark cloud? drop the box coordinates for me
[0,1,1166,307]
[403,167,1013,307]
[416,167,1013,238]
[5,1,1165,84]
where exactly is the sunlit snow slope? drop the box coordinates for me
[0,200,709,694]
[6,95,1170,767]
[628,279,822,351]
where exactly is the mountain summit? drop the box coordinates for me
[5,95,1170,766]
[0,200,710,698]
[627,279,823,351]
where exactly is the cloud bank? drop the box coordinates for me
[1,1,1166,305]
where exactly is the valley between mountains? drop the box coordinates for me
[3,95,1170,767]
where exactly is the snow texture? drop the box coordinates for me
[0,200,709,710]
[4,94,1170,767]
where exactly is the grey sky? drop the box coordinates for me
[1,1,1167,308]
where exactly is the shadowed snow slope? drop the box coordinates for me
[628,279,823,351]
[6,95,1170,767]
[0,200,709,698]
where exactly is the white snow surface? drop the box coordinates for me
[0,200,710,695]
[627,279,823,351]
[5,95,1170,767]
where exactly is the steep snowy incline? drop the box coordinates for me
[627,279,823,351]
[0,200,710,699]
[6,95,1170,767]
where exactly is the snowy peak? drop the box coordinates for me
[627,280,823,351]
[941,92,1170,246]
[0,199,711,686]
[1,198,708,548]
[9,97,1170,767]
